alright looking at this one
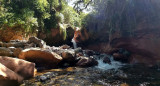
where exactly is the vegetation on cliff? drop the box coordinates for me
[0,0,88,34]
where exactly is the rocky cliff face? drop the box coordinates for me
[73,0,160,66]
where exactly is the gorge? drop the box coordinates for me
[0,0,160,86]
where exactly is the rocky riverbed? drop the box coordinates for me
[0,37,160,86]
[21,64,160,86]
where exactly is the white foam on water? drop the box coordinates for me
[96,56,124,70]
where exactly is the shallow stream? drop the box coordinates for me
[21,57,160,86]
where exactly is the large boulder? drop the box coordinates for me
[18,48,63,68]
[0,63,23,86]
[0,47,13,57]
[0,56,35,79]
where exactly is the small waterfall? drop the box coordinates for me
[72,39,77,49]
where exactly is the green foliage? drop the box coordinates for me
[61,6,80,27]
[0,0,89,39]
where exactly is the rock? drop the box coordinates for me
[18,48,63,68]
[24,43,36,49]
[28,37,46,48]
[107,48,120,55]
[39,76,48,82]
[76,56,98,67]
[103,56,111,64]
[76,52,83,57]
[74,47,83,54]
[60,45,70,49]
[10,40,20,42]
[0,41,3,47]
[113,53,128,63]
[0,42,26,48]
[13,48,22,57]
[83,50,95,56]
[0,47,13,57]
[8,47,16,52]
[61,51,75,62]
[0,56,36,79]
[73,28,89,43]
[120,83,129,86]
[0,63,23,86]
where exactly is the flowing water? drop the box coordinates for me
[21,56,160,86]
[96,56,125,70]
[71,39,77,49]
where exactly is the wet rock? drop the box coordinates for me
[0,56,36,79]
[28,37,46,48]
[76,56,98,67]
[0,47,13,57]
[0,63,23,86]
[103,56,111,64]
[18,48,63,68]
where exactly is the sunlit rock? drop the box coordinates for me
[0,63,23,86]
[18,48,63,68]
[0,56,35,79]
